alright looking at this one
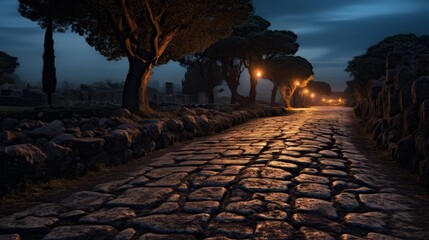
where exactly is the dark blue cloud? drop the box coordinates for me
[253,0,429,91]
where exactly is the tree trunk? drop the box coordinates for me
[271,84,278,106]
[122,57,154,114]
[229,81,239,104]
[230,94,236,104]
[279,86,292,109]
[192,94,199,104]
[248,70,257,105]
[42,18,56,105]
[207,90,214,105]
[247,57,259,105]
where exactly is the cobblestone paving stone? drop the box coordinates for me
[1,107,429,239]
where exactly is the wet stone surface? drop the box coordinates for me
[1,107,429,240]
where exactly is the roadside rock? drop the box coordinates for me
[64,138,105,158]
[105,130,132,154]
[42,141,73,174]
[412,76,429,105]
[28,120,65,138]
[0,118,19,131]
[181,115,197,131]
[0,130,25,146]
[0,144,46,171]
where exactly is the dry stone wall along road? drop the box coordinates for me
[0,106,429,240]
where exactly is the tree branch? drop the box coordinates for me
[155,28,178,63]
[145,0,161,58]
[121,0,136,32]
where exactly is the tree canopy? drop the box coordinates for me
[263,55,313,108]
[71,0,253,113]
[209,15,299,105]
[233,15,270,37]
[19,0,78,31]
[345,34,429,100]
[245,29,299,104]
[307,81,332,97]
[182,60,223,104]
[73,0,253,63]
[0,51,19,85]
[264,56,313,86]
[209,15,269,105]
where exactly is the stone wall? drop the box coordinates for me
[0,106,286,197]
[355,51,429,185]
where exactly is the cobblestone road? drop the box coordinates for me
[1,107,429,240]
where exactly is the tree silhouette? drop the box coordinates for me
[307,81,332,97]
[19,0,79,105]
[0,51,19,86]
[211,36,248,105]
[72,0,253,114]
[181,52,224,105]
[345,34,429,101]
[210,15,271,105]
[245,30,299,105]
[263,56,314,108]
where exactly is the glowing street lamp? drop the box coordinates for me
[310,93,315,98]
[256,71,262,77]
[303,89,309,94]
[294,81,300,86]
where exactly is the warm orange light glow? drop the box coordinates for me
[322,98,326,102]
[304,89,309,94]
[257,71,261,77]
[310,93,315,98]
[295,81,300,86]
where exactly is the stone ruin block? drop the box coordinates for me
[388,113,402,131]
[385,69,396,85]
[414,55,429,78]
[399,88,412,113]
[394,65,414,91]
[414,132,429,159]
[368,79,383,100]
[384,90,400,118]
[372,119,384,141]
[402,106,419,136]
[376,92,384,117]
[419,159,429,186]
[420,99,429,135]
[395,135,418,172]
[411,76,429,105]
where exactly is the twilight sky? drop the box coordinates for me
[1,0,428,95]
